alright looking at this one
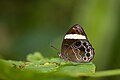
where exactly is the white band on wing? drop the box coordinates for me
[64,34,86,39]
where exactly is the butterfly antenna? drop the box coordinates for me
[51,45,59,51]
[49,41,59,51]
[50,44,61,57]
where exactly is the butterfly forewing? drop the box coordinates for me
[60,24,95,63]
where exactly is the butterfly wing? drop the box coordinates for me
[66,24,87,38]
[60,39,80,62]
[60,24,95,62]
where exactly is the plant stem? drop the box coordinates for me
[91,69,120,77]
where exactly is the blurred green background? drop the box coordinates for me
[0,0,120,79]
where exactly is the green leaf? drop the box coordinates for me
[26,52,44,62]
[0,52,95,80]
[0,52,120,80]
[58,62,95,77]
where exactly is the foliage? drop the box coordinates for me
[0,52,120,80]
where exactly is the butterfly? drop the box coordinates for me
[59,24,95,63]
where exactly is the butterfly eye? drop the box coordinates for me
[75,41,81,46]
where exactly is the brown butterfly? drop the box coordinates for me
[59,24,95,63]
